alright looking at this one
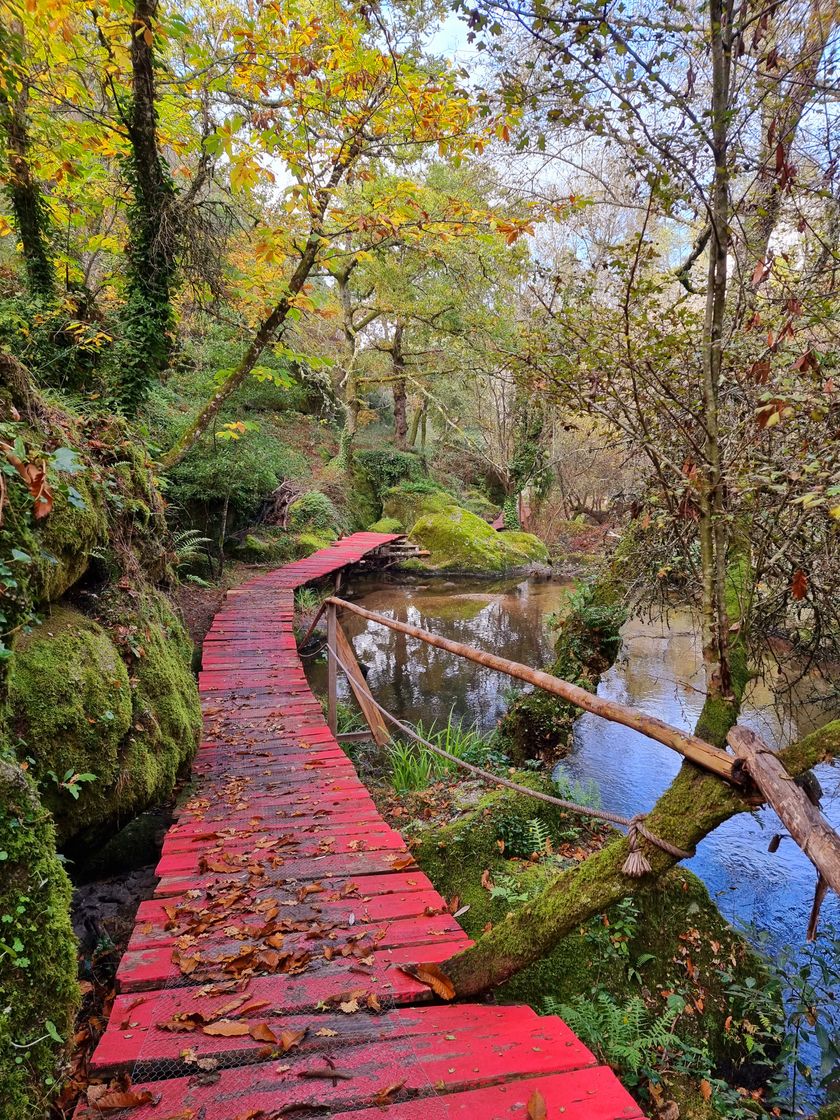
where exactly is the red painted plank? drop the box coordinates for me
[77,1012,596,1119]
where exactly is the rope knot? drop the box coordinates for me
[622,814,653,878]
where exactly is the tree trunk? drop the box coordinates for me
[161,144,360,469]
[439,717,840,997]
[698,0,734,699]
[407,405,422,448]
[116,0,178,413]
[392,322,408,449]
[0,71,54,299]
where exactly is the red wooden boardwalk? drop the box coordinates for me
[77,533,645,1119]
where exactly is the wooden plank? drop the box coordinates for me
[334,621,390,747]
[81,532,645,1120]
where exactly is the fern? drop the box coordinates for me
[545,992,681,1082]
[526,817,551,855]
[172,528,211,568]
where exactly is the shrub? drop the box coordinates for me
[288,491,344,537]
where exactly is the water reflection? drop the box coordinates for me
[557,609,840,948]
[307,575,574,730]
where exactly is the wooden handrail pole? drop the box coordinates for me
[728,727,840,903]
[332,624,390,747]
[326,602,337,735]
[326,596,738,783]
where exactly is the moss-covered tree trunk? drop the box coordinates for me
[116,0,178,413]
[0,70,55,299]
[392,322,408,449]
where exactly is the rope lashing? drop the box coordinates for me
[324,641,694,877]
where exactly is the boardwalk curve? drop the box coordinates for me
[77,532,645,1119]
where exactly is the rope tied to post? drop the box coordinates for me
[324,640,694,877]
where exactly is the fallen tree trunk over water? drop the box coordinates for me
[438,720,840,998]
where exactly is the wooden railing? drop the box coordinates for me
[303,593,840,920]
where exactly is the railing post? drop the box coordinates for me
[326,601,337,735]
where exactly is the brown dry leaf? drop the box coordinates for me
[201,1019,251,1037]
[315,1028,338,1037]
[339,998,360,1014]
[391,856,415,871]
[402,962,455,1001]
[249,1023,277,1043]
[699,1079,712,1102]
[372,1081,406,1106]
[527,1089,547,1120]
[87,1087,158,1111]
[480,869,493,891]
[277,1028,307,1053]
[366,994,382,1013]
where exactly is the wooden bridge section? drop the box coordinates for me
[77,533,645,1120]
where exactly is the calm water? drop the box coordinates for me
[308,575,840,1101]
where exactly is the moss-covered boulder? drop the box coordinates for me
[288,491,344,538]
[368,516,404,534]
[0,750,79,1120]
[230,528,333,566]
[381,481,455,530]
[5,592,200,846]
[410,505,548,573]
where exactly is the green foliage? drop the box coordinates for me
[388,714,501,792]
[288,491,344,537]
[165,426,306,521]
[547,991,682,1085]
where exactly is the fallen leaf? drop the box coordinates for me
[315,1027,338,1037]
[373,1081,407,1106]
[86,1087,158,1111]
[527,1089,547,1120]
[277,1028,307,1053]
[401,962,455,1001]
[249,1023,277,1043]
[201,1020,251,1037]
[699,1079,712,1102]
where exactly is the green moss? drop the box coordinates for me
[351,450,427,524]
[410,507,547,574]
[381,483,456,530]
[34,473,109,602]
[502,530,550,563]
[461,489,497,520]
[288,491,344,537]
[0,748,79,1119]
[368,516,404,534]
[230,532,291,564]
[5,592,199,846]
[6,608,133,840]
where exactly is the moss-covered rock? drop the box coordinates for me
[502,530,550,563]
[381,482,455,530]
[288,491,344,538]
[461,489,497,520]
[5,592,200,846]
[0,749,79,1120]
[368,516,404,534]
[410,506,548,574]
